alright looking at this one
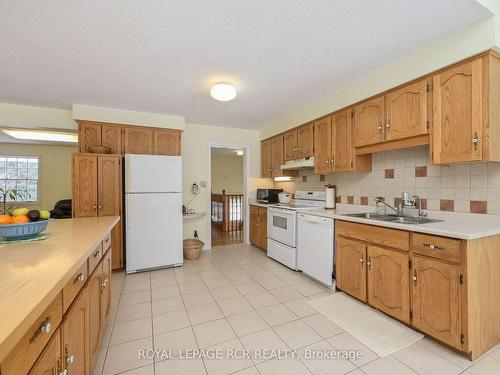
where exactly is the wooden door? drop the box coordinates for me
[271,135,284,177]
[78,122,101,153]
[97,155,121,217]
[336,237,367,302]
[111,222,123,270]
[412,256,461,349]
[154,130,181,155]
[283,129,298,161]
[88,265,102,372]
[332,109,353,172]
[313,117,332,174]
[385,79,429,142]
[72,154,98,218]
[124,127,153,154]
[354,96,385,147]
[101,250,112,323]
[297,123,314,158]
[261,139,272,178]
[367,246,410,323]
[29,330,61,375]
[62,287,89,375]
[101,125,123,154]
[432,58,483,164]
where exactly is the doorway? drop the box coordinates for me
[210,147,245,247]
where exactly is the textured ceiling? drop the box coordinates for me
[0,1,492,129]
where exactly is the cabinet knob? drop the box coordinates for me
[74,273,85,283]
[359,257,364,263]
[41,321,52,334]
[472,132,479,150]
[93,203,97,210]
[412,273,417,285]
[385,120,391,129]
[326,160,329,164]
[67,355,75,364]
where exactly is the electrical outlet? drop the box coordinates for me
[200,181,206,188]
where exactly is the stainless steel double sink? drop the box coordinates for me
[341,212,444,225]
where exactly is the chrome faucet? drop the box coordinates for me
[375,197,404,216]
[411,195,428,220]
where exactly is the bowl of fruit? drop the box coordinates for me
[0,208,51,240]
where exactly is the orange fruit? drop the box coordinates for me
[11,215,29,224]
[0,215,12,224]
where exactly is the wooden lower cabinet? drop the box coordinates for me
[412,255,461,348]
[62,287,90,375]
[249,205,267,250]
[336,237,367,302]
[29,330,61,375]
[367,245,410,323]
[101,250,112,323]
[88,267,102,371]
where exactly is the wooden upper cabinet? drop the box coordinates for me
[124,127,153,154]
[354,96,385,147]
[72,154,98,218]
[271,135,284,177]
[283,129,298,161]
[97,155,121,217]
[385,79,429,142]
[261,139,272,178]
[367,245,410,323]
[154,129,181,155]
[313,117,332,174]
[336,237,367,302]
[412,256,461,349]
[62,287,90,375]
[29,330,61,375]
[332,109,353,172]
[432,58,483,164]
[101,125,123,154]
[297,123,314,158]
[78,122,101,153]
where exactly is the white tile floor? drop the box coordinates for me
[95,244,500,375]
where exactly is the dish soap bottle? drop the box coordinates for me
[376,197,386,215]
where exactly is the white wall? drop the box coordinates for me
[211,153,244,194]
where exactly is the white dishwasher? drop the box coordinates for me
[297,213,335,286]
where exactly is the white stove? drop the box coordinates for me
[267,191,325,270]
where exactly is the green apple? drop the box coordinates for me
[39,210,51,220]
[12,207,29,216]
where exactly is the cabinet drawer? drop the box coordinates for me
[258,207,267,216]
[103,231,112,251]
[1,293,62,375]
[88,243,103,274]
[336,220,409,251]
[412,233,461,263]
[63,262,88,312]
[250,205,259,215]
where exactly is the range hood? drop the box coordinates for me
[280,156,314,170]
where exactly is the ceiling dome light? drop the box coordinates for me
[236,150,244,156]
[210,83,237,101]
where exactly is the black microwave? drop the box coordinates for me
[257,188,283,204]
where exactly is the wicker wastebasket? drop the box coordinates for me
[183,239,204,260]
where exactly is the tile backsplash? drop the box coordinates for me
[274,146,500,215]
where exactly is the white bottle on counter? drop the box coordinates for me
[325,185,336,209]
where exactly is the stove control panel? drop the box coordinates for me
[295,191,326,201]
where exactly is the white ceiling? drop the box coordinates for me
[0,1,492,129]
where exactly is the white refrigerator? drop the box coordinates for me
[125,154,183,273]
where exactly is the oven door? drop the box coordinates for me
[267,207,296,247]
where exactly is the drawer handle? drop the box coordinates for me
[74,272,85,283]
[101,278,109,291]
[29,318,52,344]
[93,249,100,258]
[412,272,417,285]
[423,243,443,250]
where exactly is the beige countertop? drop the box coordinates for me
[248,198,270,208]
[300,204,500,240]
[0,216,119,363]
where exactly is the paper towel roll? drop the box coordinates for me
[325,186,336,208]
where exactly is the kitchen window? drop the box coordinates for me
[0,155,39,203]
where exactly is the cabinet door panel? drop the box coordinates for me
[412,256,461,349]
[29,330,61,375]
[261,139,272,178]
[336,237,367,302]
[367,246,409,323]
[78,122,101,153]
[88,266,102,372]
[98,156,121,217]
[354,97,385,147]
[297,123,314,158]
[271,136,285,177]
[332,109,353,172]
[111,222,123,270]
[62,287,89,375]
[124,127,153,154]
[154,130,181,155]
[386,79,429,142]
[283,129,298,161]
[101,250,112,323]
[250,214,259,247]
[101,125,123,154]
[258,214,267,250]
[432,58,483,164]
[313,117,332,174]
[72,155,98,218]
